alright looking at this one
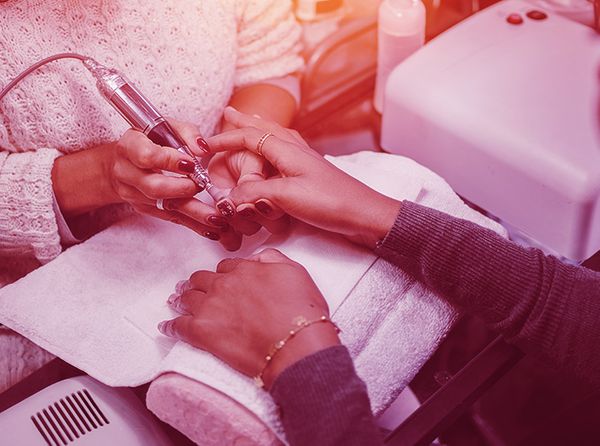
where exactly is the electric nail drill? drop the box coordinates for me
[0,53,235,217]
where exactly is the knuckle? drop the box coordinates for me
[136,145,157,167]
[114,183,130,200]
[189,271,204,285]
[119,129,135,144]
[111,160,125,179]
[140,178,163,199]
[243,133,254,150]
[120,189,136,202]
[212,276,232,294]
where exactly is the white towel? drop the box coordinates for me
[0,151,505,440]
[331,152,507,416]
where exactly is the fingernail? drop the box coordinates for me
[217,199,235,217]
[238,207,256,219]
[175,280,189,294]
[203,231,221,241]
[196,137,210,153]
[255,200,272,216]
[167,294,188,314]
[157,320,173,337]
[177,160,196,174]
[167,293,179,306]
[225,105,237,113]
[207,215,229,228]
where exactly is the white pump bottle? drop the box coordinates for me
[374,0,426,113]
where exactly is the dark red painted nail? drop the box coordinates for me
[196,137,210,153]
[238,208,255,219]
[177,160,196,174]
[255,200,272,216]
[203,231,220,241]
[217,200,235,217]
[208,215,228,228]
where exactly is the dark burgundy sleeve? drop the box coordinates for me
[376,200,600,388]
[270,345,383,446]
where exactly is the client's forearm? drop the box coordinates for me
[375,200,600,387]
[223,83,297,131]
[51,143,120,217]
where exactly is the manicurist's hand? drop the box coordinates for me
[53,119,241,249]
[107,120,243,249]
[207,108,402,248]
[158,248,340,389]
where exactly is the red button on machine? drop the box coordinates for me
[506,13,524,25]
[526,10,548,20]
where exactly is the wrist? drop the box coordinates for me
[262,322,341,390]
[99,142,121,204]
[355,194,402,249]
[52,143,122,217]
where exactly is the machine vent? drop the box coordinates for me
[30,388,110,446]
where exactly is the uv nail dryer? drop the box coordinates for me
[381,0,600,261]
[0,376,173,446]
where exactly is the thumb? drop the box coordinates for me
[229,177,285,207]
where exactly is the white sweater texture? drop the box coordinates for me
[0,0,303,286]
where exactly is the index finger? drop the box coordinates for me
[189,270,219,292]
[206,127,290,172]
[223,106,306,147]
[124,131,195,174]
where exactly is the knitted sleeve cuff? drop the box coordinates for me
[51,193,80,246]
[270,345,382,445]
[235,0,304,88]
[0,148,64,264]
[374,200,448,271]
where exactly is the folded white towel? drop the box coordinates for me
[0,151,505,441]
[332,152,507,416]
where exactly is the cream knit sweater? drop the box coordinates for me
[0,0,302,393]
[0,0,303,286]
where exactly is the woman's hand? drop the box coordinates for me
[158,248,340,389]
[207,108,402,248]
[105,120,242,248]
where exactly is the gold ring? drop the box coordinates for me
[256,132,273,157]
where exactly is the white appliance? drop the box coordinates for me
[381,0,600,261]
[0,376,173,446]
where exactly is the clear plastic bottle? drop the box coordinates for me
[374,0,426,113]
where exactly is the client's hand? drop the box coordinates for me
[106,120,241,249]
[206,108,291,238]
[158,248,340,389]
[207,109,402,248]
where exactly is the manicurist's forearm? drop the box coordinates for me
[375,200,600,387]
[51,143,120,217]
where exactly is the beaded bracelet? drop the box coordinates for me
[254,315,341,388]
